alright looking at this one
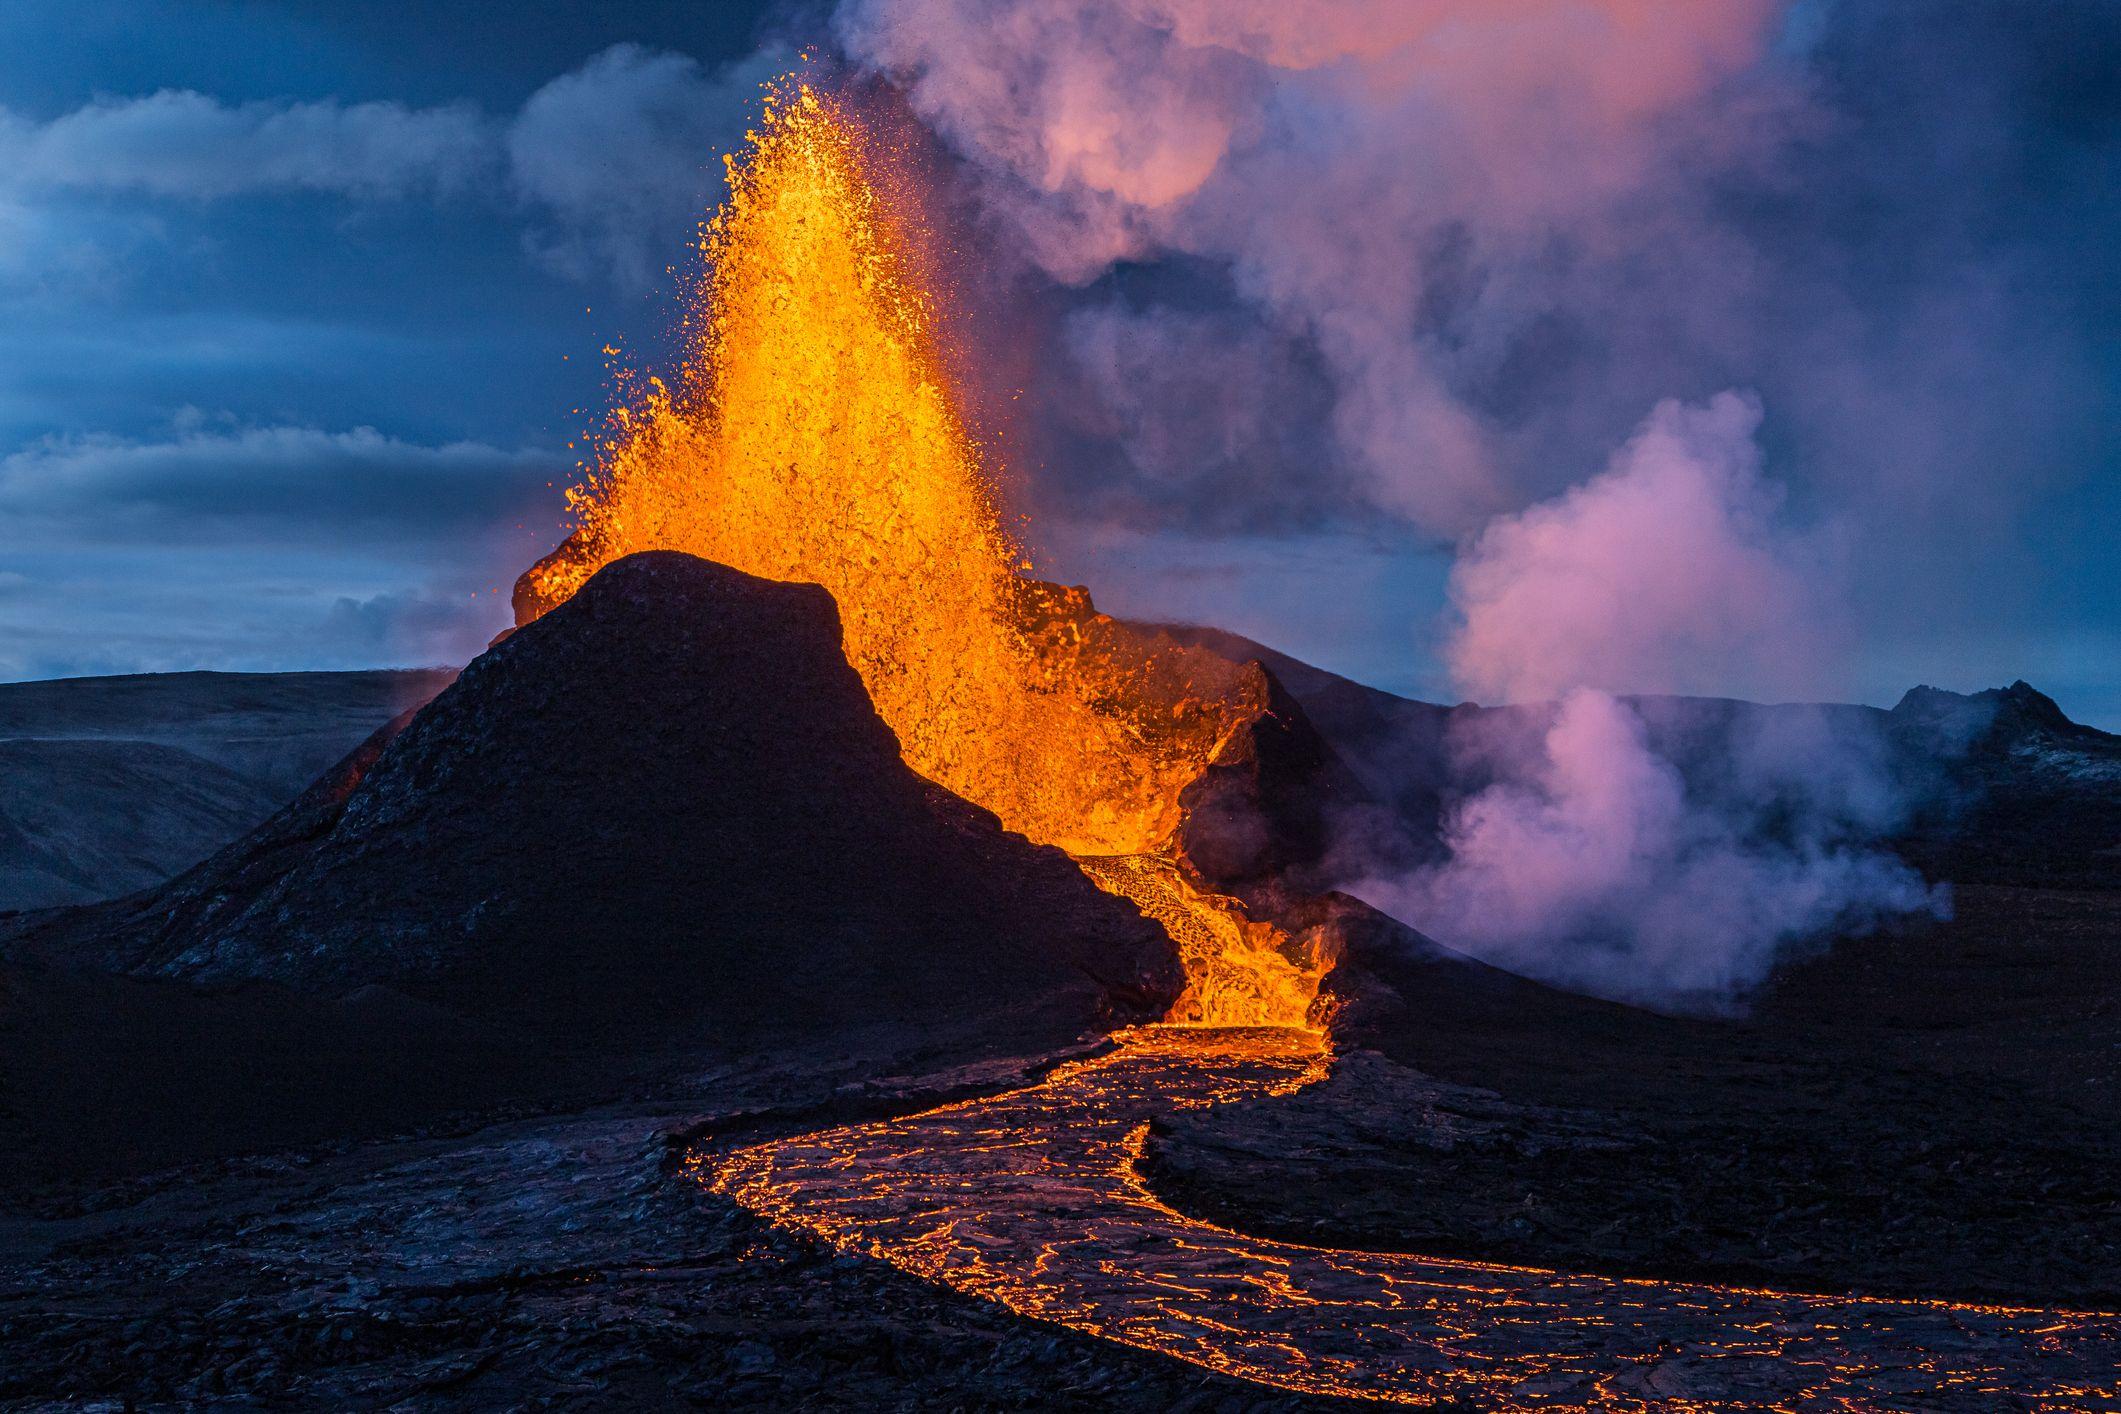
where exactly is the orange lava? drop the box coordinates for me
[516,81,1324,1028]
[702,1026,2121,1410]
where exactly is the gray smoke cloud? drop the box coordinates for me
[837,0,1783,534]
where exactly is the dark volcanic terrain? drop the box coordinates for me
[0,1027,1349,1411]
[0,668,453,911]
[1151,884,2121,1310]
[0,576,2113,1408]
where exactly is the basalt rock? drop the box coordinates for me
[1171,664,1369,895]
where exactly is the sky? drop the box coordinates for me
[0,0,2115,726]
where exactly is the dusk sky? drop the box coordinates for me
[1,0,2115,726]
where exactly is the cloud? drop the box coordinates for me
[321,587,504,667]
[0,556,520,682]
[0,43,775,290]
[508,42,788,289]
[0,424,554,681]
[0,424,558,545]
[0,91,492,199]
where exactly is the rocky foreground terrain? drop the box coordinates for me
[1153,883,2121,1311]
[0,1026,1347,1410]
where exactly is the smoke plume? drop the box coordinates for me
[1341,396,1946,1006]
[836,0,1782,533]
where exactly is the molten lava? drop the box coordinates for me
[516,83,1323,1028]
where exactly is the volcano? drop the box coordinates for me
[7,552,1180,1049]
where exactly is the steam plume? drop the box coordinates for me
[1446,392,1841,706]
[1345,396,1945,1006]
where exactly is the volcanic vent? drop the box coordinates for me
[515,85,1346,1027]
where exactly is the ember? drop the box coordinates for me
[514,83,1325,1028]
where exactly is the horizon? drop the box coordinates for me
[3,637,2105,735]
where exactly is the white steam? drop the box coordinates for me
[1347,689,1945,1008]
[1344,395,1946,1007]
[1446,392,1843,705]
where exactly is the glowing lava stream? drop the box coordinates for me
[700,1027,2120,1411]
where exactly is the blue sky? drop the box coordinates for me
[0,1,2115,726]
[0,2,787,679]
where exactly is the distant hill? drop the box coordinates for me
[0,669,453,911]
[0,739,281,910]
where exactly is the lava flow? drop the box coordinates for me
[513,82,1321,1029]
[702,1026,2121,1411]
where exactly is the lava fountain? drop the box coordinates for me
[513,84,1325,1028]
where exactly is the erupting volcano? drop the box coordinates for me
[8,8,2120,1409]
[513,84,1330,1030]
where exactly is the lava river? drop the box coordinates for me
[700,1026,2120,1411]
